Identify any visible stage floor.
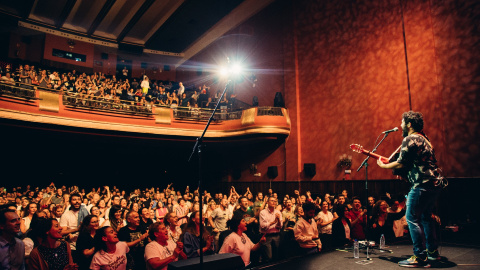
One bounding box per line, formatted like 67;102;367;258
256;242;480;269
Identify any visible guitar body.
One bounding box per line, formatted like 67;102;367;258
350;144;408;180
388;152;408;179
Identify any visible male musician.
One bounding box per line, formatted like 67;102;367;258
377;111;446;268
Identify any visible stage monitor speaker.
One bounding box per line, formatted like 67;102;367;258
168;253;244;270
267;166;278;179
304;163;316;177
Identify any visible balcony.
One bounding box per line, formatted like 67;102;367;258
0;82;290;142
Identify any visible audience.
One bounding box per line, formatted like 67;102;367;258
1;63;242;118
0;181;413;269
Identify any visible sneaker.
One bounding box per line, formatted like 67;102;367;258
398;255;431;268
427;249;440;261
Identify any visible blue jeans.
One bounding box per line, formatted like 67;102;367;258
406;185;441;256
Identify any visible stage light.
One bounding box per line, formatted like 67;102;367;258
219;67;229;77
217;62;244;79
231;64;242;75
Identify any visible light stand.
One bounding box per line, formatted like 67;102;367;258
188;80;231;269
356;132;392;260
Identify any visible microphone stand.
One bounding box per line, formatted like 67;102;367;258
188;80;231;269
356;132;391;260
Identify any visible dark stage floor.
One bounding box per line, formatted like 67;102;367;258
256;242;480;270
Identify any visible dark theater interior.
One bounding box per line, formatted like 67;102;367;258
0;0;479;269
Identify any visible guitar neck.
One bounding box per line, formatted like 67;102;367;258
360;150;389;163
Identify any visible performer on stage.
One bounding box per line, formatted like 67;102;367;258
377;111;446;268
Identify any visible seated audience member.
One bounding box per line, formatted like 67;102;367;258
1;72;15;85
332;205;353;248
145;222;186;270
76;215;99;270
369;200;405;243
316;201;334;250
118;211;149;270
28;218;77;269
181;211;215;258
90;226;129;270
219;217;266;267
346;197;367;240
0;208;25;270
164;212;182;243
293;202;322;254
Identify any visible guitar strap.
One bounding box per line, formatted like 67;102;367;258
388;145;402;160
415;132;433;149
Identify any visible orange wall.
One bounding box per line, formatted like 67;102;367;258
131;60;176;81
92;47;117;75
283;0;479;180
177;0;480;181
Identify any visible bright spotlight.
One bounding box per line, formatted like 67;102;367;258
219;67;229;76
231;64;242;75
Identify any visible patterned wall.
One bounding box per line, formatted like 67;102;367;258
283;0;479;180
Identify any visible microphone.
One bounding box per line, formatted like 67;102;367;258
382;127;399;134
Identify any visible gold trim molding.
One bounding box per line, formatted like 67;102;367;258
241;108;256;126
154;107;172;125
39;91;59;112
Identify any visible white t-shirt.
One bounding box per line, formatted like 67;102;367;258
211;207;230;232
144;240;178;270
316;211;334;234
22;217;32;231
219;233;254;266
90;241;129;270
59;210;79;250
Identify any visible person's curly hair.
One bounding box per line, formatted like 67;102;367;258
402;111;424;132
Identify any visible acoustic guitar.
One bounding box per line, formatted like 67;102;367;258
350;144;408;179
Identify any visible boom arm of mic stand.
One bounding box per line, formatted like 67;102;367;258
357;132;390;172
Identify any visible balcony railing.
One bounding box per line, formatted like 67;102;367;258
257;107;284;116
0;82;37;100
172;106;242;121
1;83;287;122
63;92;153;116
